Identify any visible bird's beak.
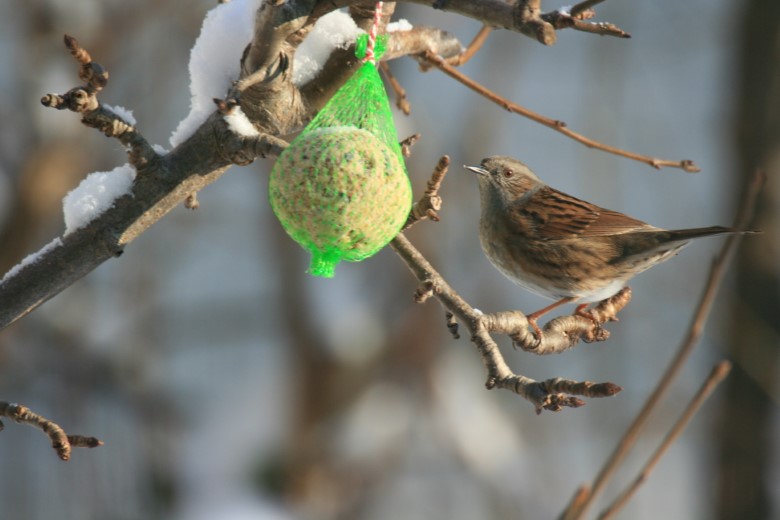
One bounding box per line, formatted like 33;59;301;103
464;164;489;176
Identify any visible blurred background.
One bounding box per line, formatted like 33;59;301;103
0;1;777;519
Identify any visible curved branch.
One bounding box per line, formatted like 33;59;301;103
419;50;700;172
390;232;623;412
388;158;629;411
0;402;103;461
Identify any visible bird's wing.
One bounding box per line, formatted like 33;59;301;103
509;186;653;240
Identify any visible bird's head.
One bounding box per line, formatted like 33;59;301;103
465;156;541;206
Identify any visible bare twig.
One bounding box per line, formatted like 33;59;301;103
543;2;630;39
447;25;493;66
64;34;107;93
390;230;624;412
40;36;157;170
403;155;449;230
419;50;699;173
0;402;103;461
598;361;732;520
379;61;411;114
562;485;591;519
566;18;630;38
561;169;765;520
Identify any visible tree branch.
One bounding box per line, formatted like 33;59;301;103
0;0;630;330
312;0;628;46
0;3;458;330
597;361;732;520
390;160;627;411
561;169;765;520
0;402;103;461
418;50;699;172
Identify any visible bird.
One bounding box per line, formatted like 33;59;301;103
465;155;755;338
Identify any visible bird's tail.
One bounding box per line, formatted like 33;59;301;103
664;226;760;242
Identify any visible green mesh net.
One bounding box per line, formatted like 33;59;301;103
269;34;412;278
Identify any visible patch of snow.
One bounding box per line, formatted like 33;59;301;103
387;19;413;32
169;0;264;148
292;11;361;86
170;4;365;147
224;106;260;137
103;104;137;125
62;163;137;235
1;238;64;284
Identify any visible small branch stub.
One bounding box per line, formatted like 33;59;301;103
445;311;460;339
400;133;421;158
403;155;449;230
414;279;436;303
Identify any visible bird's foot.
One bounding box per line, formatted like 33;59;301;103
527;317;544;347
525;297;578;347
575;304;609;342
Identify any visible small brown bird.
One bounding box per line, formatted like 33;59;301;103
466;156;754;337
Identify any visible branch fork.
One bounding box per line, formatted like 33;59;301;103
392;157;628;412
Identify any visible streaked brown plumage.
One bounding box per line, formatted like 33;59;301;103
466;156;754;336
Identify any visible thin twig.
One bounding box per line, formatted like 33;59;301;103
597;361;732;520
419;50;699;172
0;402;103;461
539;0;631;39
447;25;493;66
379;61;411;114
561;485;591;519
561;169;765;520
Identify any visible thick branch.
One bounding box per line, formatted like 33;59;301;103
300;24;462;111
298;2;396;111
0;114;290;329
313;0;628;45
0;0;627;331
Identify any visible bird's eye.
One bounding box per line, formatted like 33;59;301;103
503;169;514;178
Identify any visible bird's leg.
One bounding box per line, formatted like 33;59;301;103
526;297;578;339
